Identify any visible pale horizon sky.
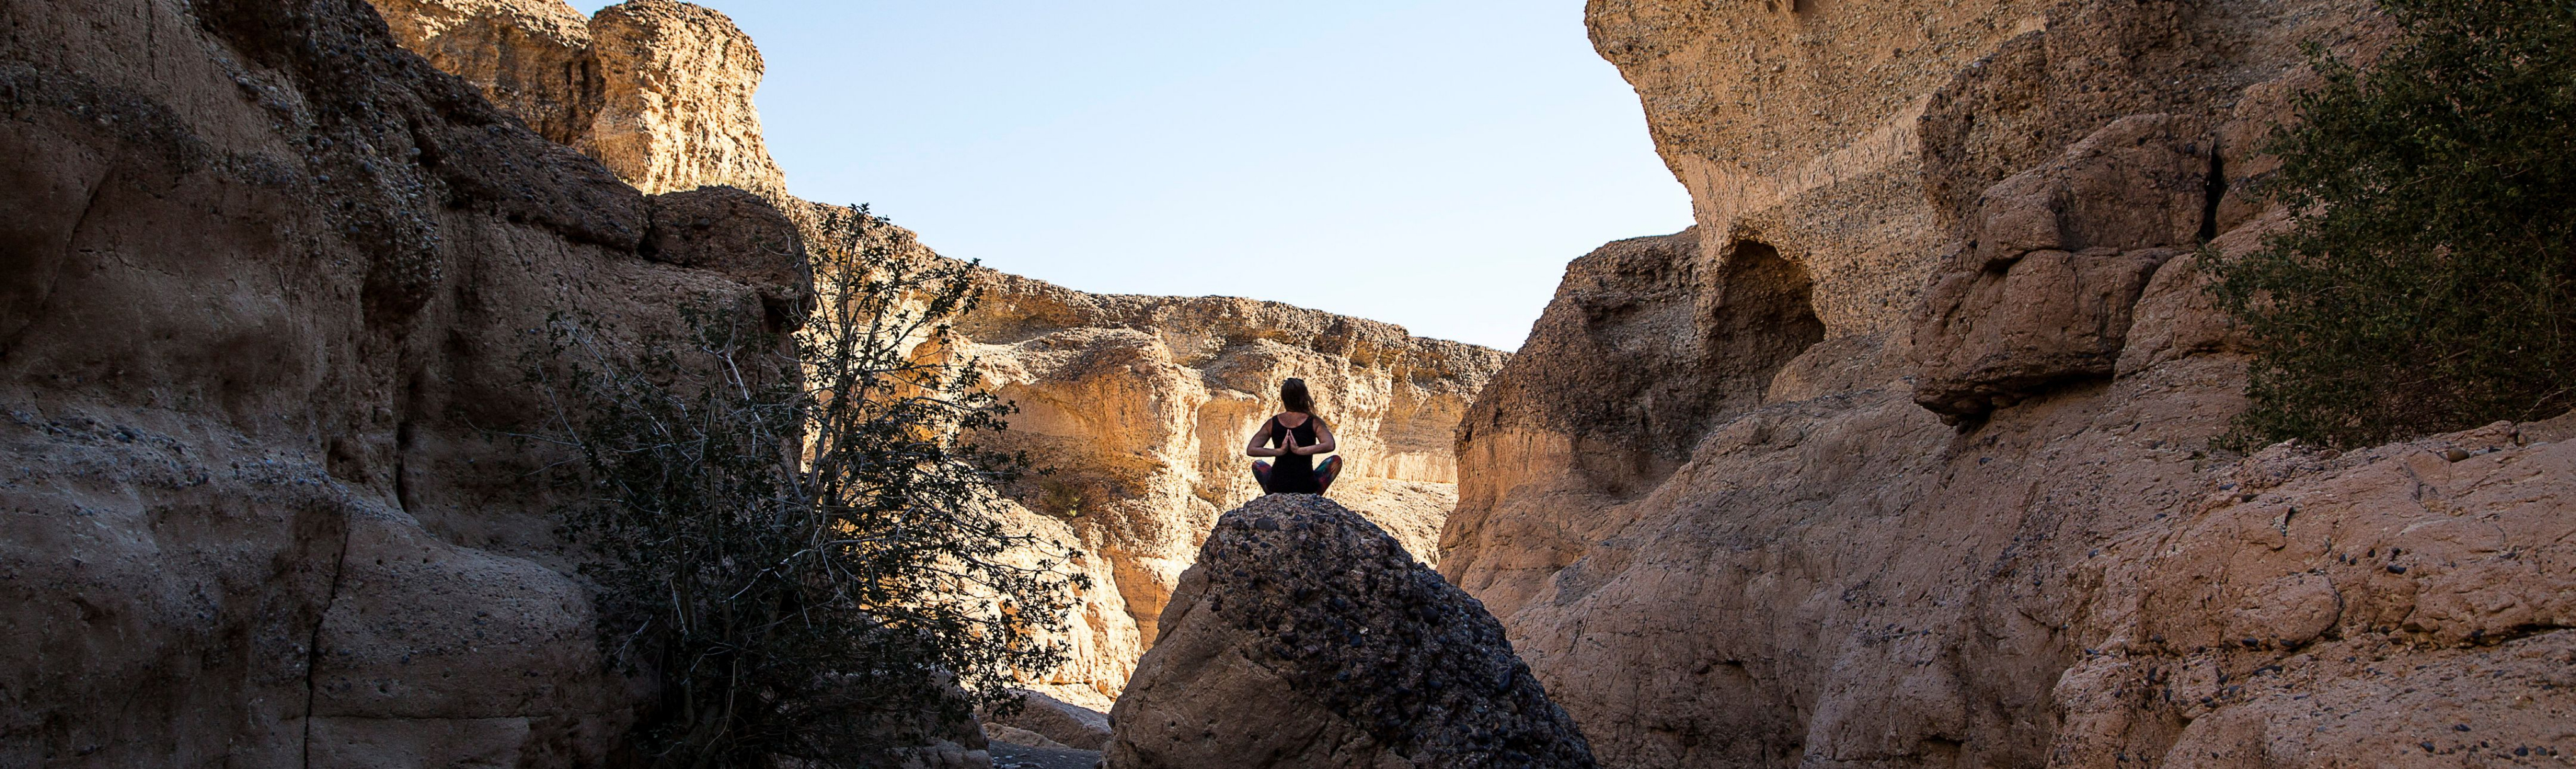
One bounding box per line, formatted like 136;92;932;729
591;1;1694;350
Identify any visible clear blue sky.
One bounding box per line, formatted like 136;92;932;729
591;1;1692;350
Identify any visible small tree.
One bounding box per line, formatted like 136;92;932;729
538;205;1080;766
2211;0;2576;449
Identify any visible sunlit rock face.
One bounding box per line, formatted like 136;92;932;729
1436;1;2576;767
362;0;1511;707
368;0;787;199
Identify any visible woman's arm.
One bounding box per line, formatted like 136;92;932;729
1246;420;1285;458
1293;418;1338;456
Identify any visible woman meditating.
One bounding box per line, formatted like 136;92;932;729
1246;377;1342;495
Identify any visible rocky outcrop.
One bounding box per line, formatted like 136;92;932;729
1909;113;2206;418
359;0;1513;707
583;0;783;198
1585;0;2369;337
0;0;813;763
984;689;1112;751
365;0;787;198
1436;1;2576;768
367;0;598;144
1106;495;1596;769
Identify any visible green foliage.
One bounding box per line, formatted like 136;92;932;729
2211;0;2576;449
535;207;1081;766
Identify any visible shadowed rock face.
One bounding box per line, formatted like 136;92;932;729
1440;1;2576;767
1106;495;1596;769
0;0;810;763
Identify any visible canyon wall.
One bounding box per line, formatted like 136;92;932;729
0;0;816;763
360;0;1509;707
1448;0;2576;766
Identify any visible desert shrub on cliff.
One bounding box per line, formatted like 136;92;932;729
538;208;1081;766
2213;0;2576;449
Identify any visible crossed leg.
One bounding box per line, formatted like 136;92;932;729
1252;460;1274;492
1315;455;1343;494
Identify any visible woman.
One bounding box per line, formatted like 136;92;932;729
1246;377;1342;494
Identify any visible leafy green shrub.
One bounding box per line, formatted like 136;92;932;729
2212;0;2576;449
536;207;1082;766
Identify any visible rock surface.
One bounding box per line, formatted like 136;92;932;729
985;689;1112;751
365;0;787;198
1106;495;1596;769
1436;1;2576;768
1908;113;2203;418
0;0;810;763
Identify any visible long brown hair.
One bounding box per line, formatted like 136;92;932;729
1279;377;1316;416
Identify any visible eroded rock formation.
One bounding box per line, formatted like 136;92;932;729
369;0;787;198
358;0;1511;707
1106;494;1596;769
0;0;813;763
1445;1;2575;767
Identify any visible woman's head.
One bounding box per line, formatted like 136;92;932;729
1280;377;1315;415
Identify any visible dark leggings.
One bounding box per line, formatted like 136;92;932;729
1253;455;1343;494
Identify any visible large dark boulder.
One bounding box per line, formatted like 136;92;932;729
1105;494;1596;768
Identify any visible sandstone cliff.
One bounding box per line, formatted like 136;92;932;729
1443;1;2574;766
1107;494;1596;769
0;0;814;763
369;0;787;199
358;0;1511;707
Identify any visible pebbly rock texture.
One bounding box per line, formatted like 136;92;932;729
1106;495;1596;769
0;0;819;764
359;0;1514;705
1435;1;2576;768
2050;416;2576;768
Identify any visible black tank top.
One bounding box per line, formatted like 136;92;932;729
1263;413;1323;494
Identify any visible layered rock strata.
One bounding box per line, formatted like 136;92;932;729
358;0;1511;705
0;0;817;763
1106;495;1597;769
1440;1;2576;767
